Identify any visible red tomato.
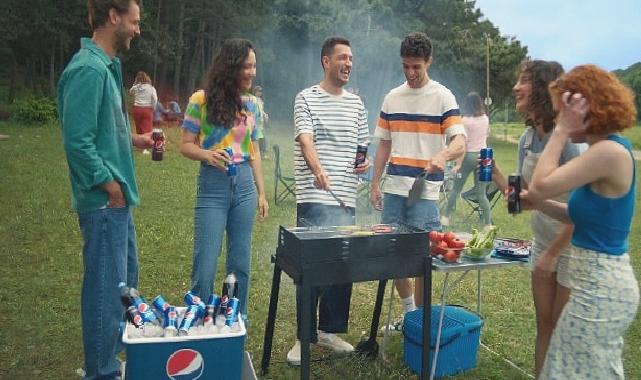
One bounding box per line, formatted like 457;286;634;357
443;232;456;244
447;238;466;249
432;240;449;255
443;250;459;263
428;230;442;243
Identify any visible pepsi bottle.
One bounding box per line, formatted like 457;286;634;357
224;148;237;176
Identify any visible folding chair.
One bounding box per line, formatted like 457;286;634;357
272;144;295;205
461;181;501;222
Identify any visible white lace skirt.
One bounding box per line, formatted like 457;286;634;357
540;247;639;379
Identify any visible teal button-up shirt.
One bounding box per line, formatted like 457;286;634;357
57;38;140;213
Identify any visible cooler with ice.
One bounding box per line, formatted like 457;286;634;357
122;308;248;380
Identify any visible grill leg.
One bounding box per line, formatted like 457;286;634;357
300;274;312;380
261;262;282;374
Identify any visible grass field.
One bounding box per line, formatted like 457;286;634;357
1;121;640;379
491;122;641;150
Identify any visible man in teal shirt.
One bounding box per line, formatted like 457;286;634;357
57;1;151;378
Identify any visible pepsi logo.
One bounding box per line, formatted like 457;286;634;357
166;349;204;380
137;303;150;313
168;310;178;319
481;158;493;166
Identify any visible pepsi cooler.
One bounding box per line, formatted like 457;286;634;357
123;308;246;380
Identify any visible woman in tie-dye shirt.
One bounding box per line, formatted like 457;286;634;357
180;38;268;321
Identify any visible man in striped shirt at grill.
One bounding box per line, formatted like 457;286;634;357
287;36;370;366
371;32;467;333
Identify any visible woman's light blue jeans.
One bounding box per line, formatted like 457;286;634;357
78;206;138;380
443;151;492;225
190;162;257;317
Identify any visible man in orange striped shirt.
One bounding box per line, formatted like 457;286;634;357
371;32;466;331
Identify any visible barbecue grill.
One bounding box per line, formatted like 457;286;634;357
261;224;433;380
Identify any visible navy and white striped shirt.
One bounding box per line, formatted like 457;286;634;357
294;85;369;207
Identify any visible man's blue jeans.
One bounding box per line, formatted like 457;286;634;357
190;163;257;317
78;206;138;380
295;203;356;342
381;193;441;232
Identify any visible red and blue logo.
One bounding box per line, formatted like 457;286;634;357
166;349;204;380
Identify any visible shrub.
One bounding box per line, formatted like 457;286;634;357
12;96;58;125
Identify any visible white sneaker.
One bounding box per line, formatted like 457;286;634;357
287;340;302;366
440;215;450;226
142;149;150;155
316;330;354;353
380;316;404;334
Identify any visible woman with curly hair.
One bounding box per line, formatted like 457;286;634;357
526;64;638;379
180;38;269;321
492;60;586;377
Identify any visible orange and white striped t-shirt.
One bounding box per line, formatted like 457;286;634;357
374;80;465;200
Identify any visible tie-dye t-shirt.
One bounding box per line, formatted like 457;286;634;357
182;90;260;163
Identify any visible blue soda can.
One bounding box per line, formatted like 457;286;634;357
183;291;206;317
204;294;221;324
133;296;159;324
224;148;237;176
152;295;170;314
224;298;240;327
479;147;493;182
178;305;200;335
164;306;179;329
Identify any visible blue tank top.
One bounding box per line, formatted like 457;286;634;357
568;135;636;255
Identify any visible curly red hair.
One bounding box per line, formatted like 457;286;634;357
549;64;637;134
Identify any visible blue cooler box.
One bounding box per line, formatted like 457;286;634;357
403;305;483;378
123;308;246;380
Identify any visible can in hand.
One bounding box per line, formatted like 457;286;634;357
507;173;522;214
354;144;368;168
224;148;237;176
151;128;164;161
479;147;493;181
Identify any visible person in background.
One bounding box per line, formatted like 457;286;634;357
129;71;157;154
441;91;492;228
371;32;466;333
526;64;638;380
252;85;269;159
180;38;268;325
287;36;370;366
57;0;151;378
165;99;183;123
491;60;584;377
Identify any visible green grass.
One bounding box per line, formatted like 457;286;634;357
1;121;640;379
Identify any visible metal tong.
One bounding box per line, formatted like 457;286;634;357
406;171;427;206
327;188;350;213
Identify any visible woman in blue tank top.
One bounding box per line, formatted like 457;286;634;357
525;65;638;379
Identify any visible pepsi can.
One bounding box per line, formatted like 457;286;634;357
508;174;522;214
479;148;493;182
204;294;221;325
224;298;240;327
184;291;206;318
178;305;200;336
164;306;179;337
133;296;159;325
224;148;237;176
152;295;170;314
354;144;368;168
